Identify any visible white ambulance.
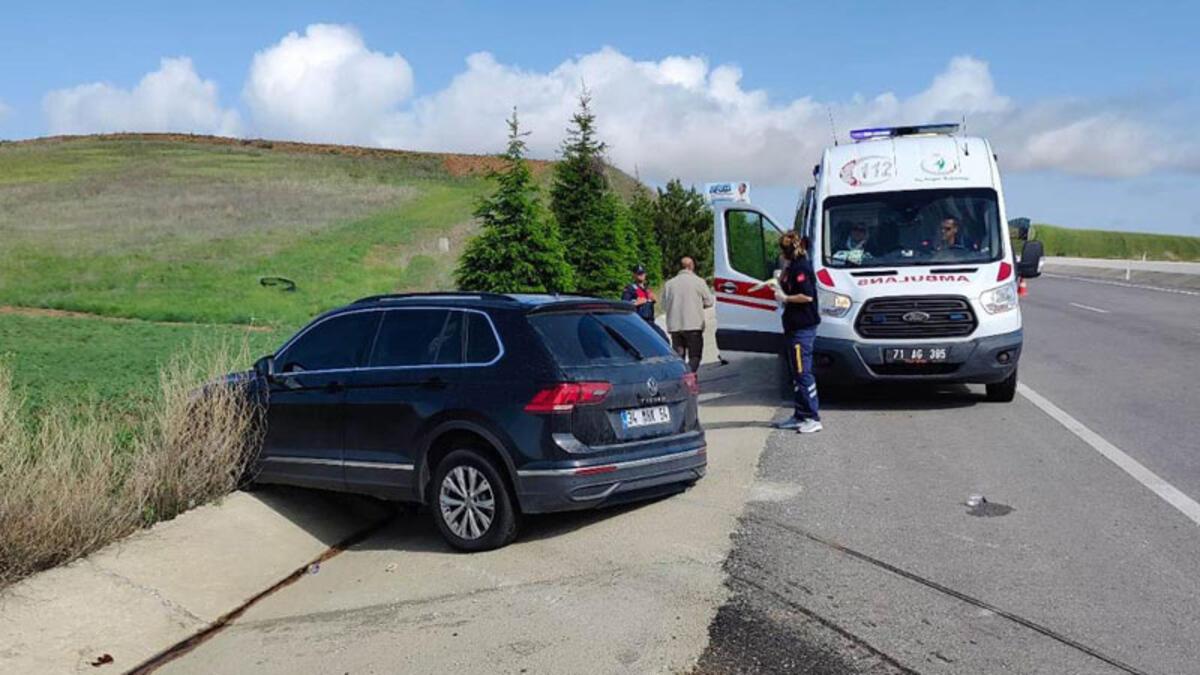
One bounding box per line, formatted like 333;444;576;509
711;124;1044;401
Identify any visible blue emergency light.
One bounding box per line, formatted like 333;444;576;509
850;123;961;141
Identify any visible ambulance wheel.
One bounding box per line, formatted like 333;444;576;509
986;370;1018;402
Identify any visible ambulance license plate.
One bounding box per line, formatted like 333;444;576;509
621;405;671;429
884;347;949;363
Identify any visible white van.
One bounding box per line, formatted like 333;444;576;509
711;124;1044;401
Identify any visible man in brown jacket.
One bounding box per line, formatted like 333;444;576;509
661;256;715;372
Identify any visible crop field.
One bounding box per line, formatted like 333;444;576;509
1028;223;1200;261
0;134;648;583
0;135;515;409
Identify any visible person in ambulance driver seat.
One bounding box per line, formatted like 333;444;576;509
771;232;823;433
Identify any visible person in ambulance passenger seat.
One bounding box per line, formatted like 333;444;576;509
771;232;822;434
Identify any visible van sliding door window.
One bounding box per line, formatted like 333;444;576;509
726;210;783;281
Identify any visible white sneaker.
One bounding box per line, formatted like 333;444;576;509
797;419;823;434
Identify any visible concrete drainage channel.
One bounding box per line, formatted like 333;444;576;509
128;505;398;674
0;488;394;674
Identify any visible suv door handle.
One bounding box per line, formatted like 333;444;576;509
720;281;737;294
421;377;447;390
325;380;346;393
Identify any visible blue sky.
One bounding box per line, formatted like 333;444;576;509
3;1;1198;235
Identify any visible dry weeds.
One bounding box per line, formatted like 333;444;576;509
0;343;263;587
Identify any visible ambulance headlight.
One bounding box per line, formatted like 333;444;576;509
818;288;852;318
980;282;1018;314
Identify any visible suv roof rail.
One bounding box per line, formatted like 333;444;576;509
351;291;518;305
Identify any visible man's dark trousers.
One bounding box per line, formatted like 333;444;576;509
787;326;820;420
671;330;703;372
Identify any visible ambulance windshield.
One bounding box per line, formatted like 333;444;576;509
822;188;1003;268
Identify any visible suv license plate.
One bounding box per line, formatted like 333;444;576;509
621;405;671;429
884;347;949;364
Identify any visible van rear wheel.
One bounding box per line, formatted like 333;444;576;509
431;449;518;552
986;370;1018;402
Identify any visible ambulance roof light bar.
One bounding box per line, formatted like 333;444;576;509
849;123;961;142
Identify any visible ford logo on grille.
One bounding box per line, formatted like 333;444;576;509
902;311;931;323
646;377;659;396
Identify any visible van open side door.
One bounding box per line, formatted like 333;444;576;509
712;203;786;354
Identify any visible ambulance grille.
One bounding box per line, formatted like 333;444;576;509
855;296;977;339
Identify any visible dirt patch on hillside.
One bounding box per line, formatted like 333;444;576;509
0;305;273;331
6;133;555;177
441;153;554;178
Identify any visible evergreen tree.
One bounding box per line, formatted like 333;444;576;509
653;179;713;279
455;109;575;294
628;186;664;286
550;91;632;297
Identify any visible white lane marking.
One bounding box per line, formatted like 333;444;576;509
1068;302;1110;314
1019;383;1200;527
1042;273;1200;297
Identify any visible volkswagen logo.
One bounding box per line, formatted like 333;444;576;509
902;311;931;323
646;377;659;396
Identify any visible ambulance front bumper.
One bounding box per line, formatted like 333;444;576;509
813;329;1022;385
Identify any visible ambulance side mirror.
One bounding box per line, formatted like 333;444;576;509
1017;240;1044;279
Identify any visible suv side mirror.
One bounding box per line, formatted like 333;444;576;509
1017;240;1044;279
253;355;276;381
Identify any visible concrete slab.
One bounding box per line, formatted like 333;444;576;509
0;488;384;674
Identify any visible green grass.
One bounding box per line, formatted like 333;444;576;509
0;136;492;413
0;135;643;418
0;312;287;414
0;138;491;326
1022;224;1200;261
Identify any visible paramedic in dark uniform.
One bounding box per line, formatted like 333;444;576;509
772;232;822;433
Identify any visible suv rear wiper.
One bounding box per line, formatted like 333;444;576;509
598;320;644;360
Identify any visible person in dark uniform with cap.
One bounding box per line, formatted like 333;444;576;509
622;264;667;341
772;232;823;433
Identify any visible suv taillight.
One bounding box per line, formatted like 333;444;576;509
682;372;700;396
524;382;612;414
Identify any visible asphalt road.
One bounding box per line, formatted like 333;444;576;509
155;279;1200;674
699;275;1200;674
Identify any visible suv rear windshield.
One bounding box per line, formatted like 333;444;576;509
530;311;674;367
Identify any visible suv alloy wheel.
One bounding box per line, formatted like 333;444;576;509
431;449;518;551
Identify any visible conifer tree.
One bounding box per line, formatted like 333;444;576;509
455;109;574;293
550;90;635;297
654;179;713;279
628;186;664;286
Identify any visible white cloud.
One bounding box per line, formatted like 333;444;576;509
243;24;413;145
376;46;1194;183
1009;114;1168;178
43;57;241;136
38;25;1198;183
0;100;10;121
379;49;1024;185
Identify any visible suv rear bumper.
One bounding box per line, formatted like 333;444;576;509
814;329;1022;385
515;432;707;514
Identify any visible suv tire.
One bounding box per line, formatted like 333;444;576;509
986;370;1018;402
431;449;518;551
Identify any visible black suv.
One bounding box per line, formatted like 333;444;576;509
246;293;706;550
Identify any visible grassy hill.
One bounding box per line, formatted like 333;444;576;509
0;134;640;409
1026;223;1200;261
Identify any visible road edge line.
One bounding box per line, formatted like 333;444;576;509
1018;383;1200;527
1041;273;1200;297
